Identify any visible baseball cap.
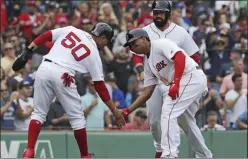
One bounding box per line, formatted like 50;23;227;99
231;46;242;54
19;80;32;89
55;16;68;24
81;19;91;25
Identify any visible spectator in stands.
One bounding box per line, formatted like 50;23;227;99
46;99;70;130
107;49;134;95
98;2;119;26
1;42;16;77
31;13;54;69
0;66;7;85
217;47;243;82
206;37;230;91
197;77;224;126
105;73;126;109
201;111;226;131
0;82;19;130
112;20;134;56
72;2;97;28
0;1;7;32
81;79;112;131
220;58;247;97
10;35;22;56
17;1;41;41
122;110;149;131
125;75;140;107
80;19;93;33
225;74;247;128
13;80;34;131
193;19;209;47
235;109;247;130
7;66;33;92
170;8;190;30
135;2;153;28
230;25;243;46
54;7;68;28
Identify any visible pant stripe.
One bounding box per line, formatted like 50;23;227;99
167;74;192;156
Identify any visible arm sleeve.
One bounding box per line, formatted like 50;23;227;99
144;60;158;87
94;81;111;102
133;54;144;66
181;29;199;56
173;51;186;83
33;31;52;46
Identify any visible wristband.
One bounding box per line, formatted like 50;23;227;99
111;107;117;113
136;65;144;74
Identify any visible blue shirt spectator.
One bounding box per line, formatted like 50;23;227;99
0;83;18;130
234;109;247;130
81;80;111;131
105;73;127;109
113;88;126;109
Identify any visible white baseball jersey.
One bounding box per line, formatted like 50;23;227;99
43;26;104;81
13;97;33;131
134;22;199;57
144;38;198;87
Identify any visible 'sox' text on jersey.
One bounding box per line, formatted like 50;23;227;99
156;60;167;72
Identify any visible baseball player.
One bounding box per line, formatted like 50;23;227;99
123;28;213;158
12;22;126;158
122;1;201;158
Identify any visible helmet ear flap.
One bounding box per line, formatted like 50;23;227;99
165;11;171;19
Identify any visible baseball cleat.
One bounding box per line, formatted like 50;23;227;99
22;148;35;158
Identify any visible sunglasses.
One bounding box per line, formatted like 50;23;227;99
1;89;7;92
216;42;225;45
4;47;13;51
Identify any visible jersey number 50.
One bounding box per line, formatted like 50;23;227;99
61;32;90;61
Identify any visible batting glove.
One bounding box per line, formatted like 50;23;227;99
12;47;33;72
168;78;180;100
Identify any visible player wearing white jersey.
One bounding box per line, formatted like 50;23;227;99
123;1;201;158
123;28;213;158
14;23;126;158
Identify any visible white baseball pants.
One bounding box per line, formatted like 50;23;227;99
160;69;213;158
31;61;86;130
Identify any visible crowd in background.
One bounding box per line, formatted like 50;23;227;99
1;0;247;132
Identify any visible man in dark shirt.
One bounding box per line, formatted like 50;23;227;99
107;51;134;95
219;47;243;78
45;100;71;130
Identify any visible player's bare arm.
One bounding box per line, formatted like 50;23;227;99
129;85;155;112
93;80;125;127
122;84;156;116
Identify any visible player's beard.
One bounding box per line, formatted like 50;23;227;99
154;18;167;28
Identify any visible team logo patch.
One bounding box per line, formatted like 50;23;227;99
156;60;167;72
